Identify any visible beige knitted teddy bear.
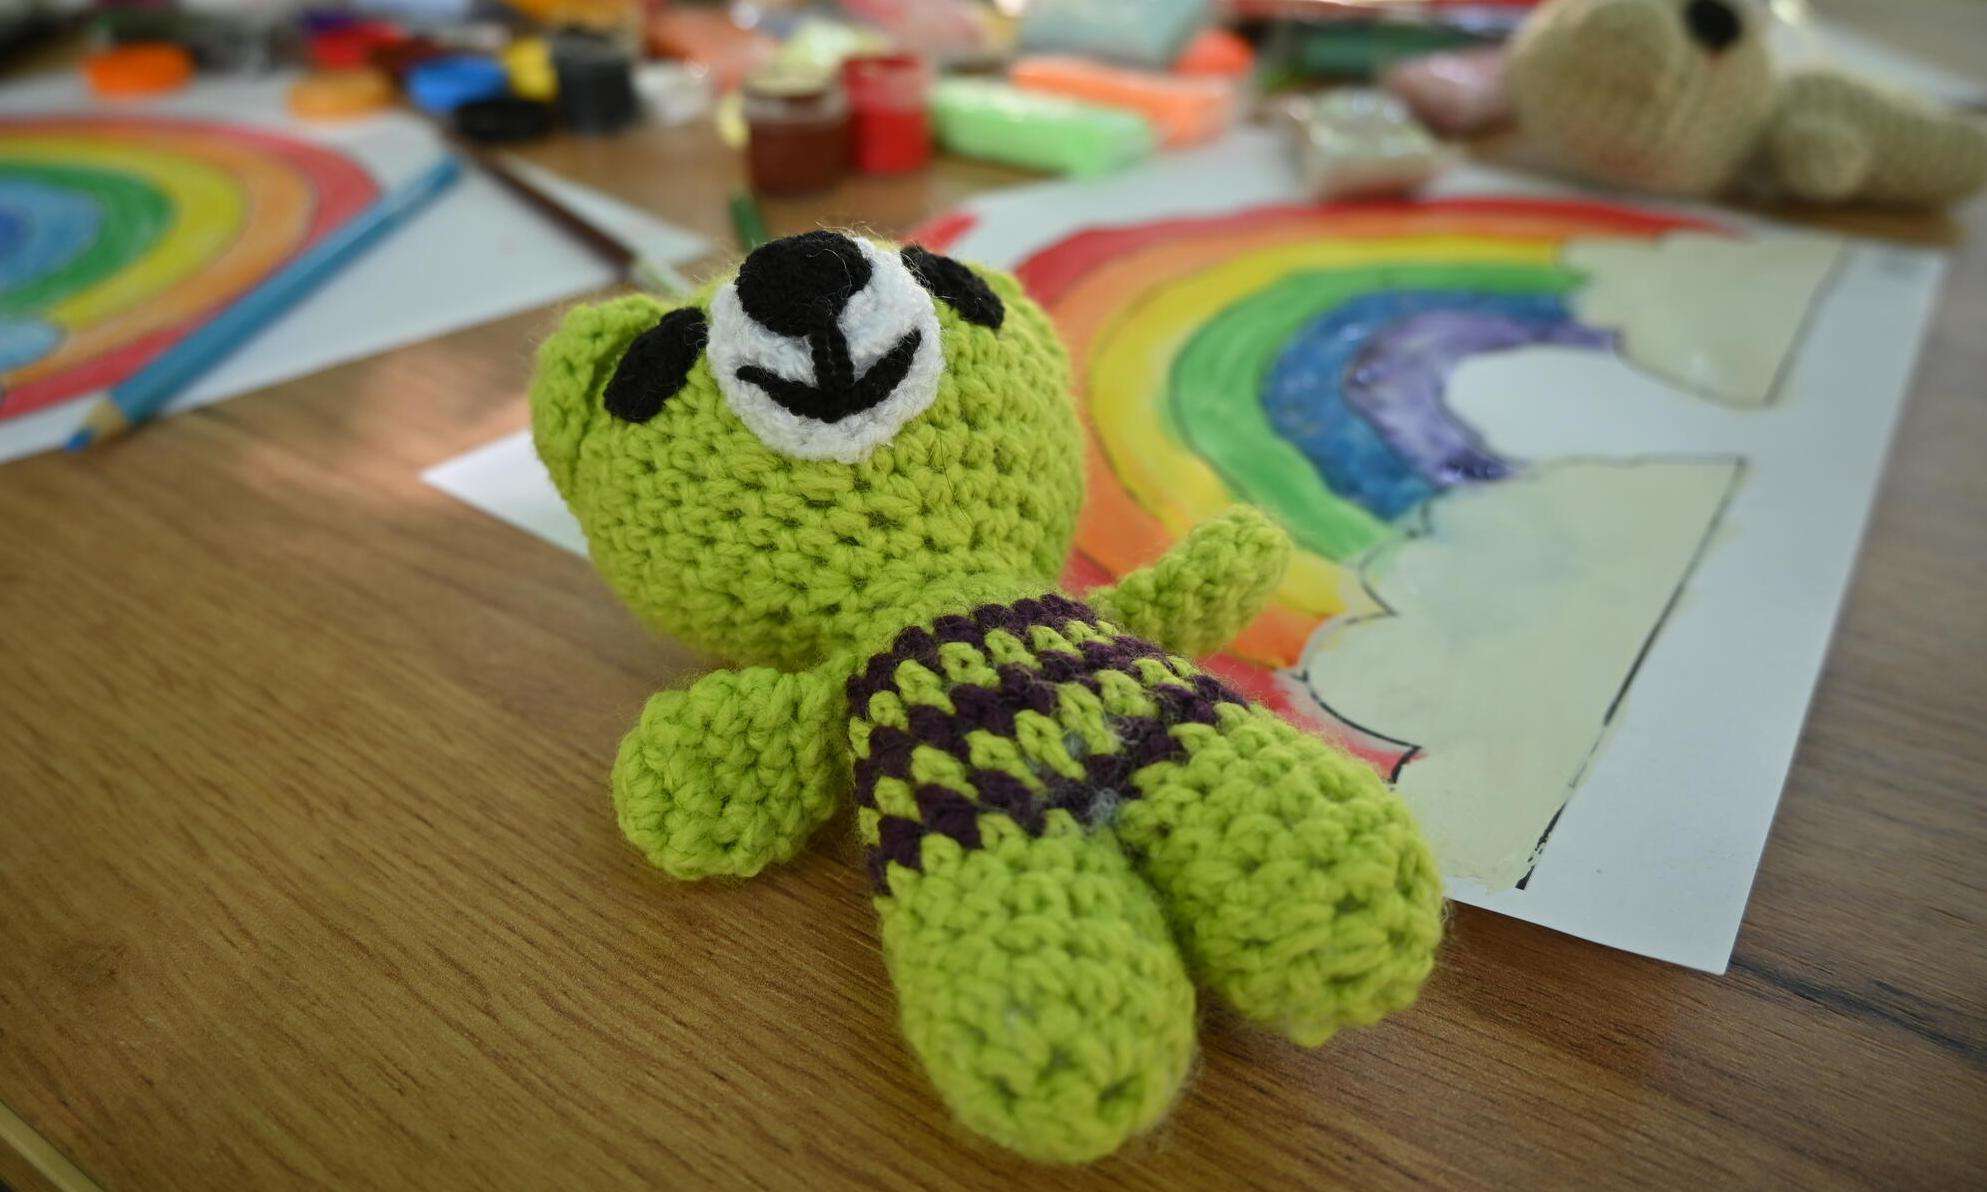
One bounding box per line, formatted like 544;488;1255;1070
1508;0;1987;206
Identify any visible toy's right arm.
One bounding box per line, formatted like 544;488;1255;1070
612;662;848;880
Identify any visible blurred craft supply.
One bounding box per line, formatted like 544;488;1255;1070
428;19;513;56
771;16;891;76
1281;88;1450;197
842;53;932;174
1381;45;1511;136
646;6;774;93
1261;15;1495;82
633;60;712;126
406;53;509;114
1172;26;1256;78
550;30;639;135
453;95;557;142
742;65;850;196
1010;55;1237;148
351;0;476;22
83;42;193;98
930;78;1155;178
65;155;464;451
502;35;556;100
1018;0;1210;69
1229;0;1539;34
308;20;407;71
500;0;628;31
288;66;396;120
837;0;992;65
370;33;445;84
94;7;280;73
729;190;769;251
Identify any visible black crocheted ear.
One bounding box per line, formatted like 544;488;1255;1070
901;245;1004;330
603;307;708;423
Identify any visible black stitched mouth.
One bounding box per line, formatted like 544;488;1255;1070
736;328;923;424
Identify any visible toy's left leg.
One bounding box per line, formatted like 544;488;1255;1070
872;814;1197;1163
1114;702;1444;1046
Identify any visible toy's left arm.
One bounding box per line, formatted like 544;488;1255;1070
1087;505;1293;658
612;659;851;880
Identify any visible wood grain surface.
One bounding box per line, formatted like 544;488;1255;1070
3;12;1985;1189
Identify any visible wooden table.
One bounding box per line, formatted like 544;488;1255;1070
4;10;1985;1189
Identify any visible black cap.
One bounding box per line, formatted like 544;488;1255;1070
550;30;638;135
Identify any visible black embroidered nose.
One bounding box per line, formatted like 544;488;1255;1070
1683;0;1741;52
734;230;873;336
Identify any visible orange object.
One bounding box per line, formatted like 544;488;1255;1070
83;43;195;99
288;69;395;121
647;8;773;93
1009;56;1236;148
1174;27;1255;79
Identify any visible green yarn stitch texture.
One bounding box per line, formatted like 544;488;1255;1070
529;236;1445;1164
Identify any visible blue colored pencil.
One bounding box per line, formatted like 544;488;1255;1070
65;154;464;451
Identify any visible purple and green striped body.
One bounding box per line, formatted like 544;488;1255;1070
845;593;1249;892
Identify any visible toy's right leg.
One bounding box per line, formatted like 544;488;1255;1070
870;808;1195;1164
1115;699;1444;1049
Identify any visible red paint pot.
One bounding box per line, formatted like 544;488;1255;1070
842;53;932;175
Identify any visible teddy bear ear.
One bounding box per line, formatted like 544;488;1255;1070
529;294;686;504
900;245;1004;330
603;307;708;423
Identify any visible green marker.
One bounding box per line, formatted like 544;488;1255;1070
729;191;769;252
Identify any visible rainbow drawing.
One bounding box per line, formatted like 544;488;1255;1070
919;196;1845;889
0;115;378;419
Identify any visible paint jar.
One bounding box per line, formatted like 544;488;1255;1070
743;66;851;196
842;54;932;175
551;29;641;135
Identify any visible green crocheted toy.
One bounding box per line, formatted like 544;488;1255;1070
1509;0;1987;206
529;231;1444;1163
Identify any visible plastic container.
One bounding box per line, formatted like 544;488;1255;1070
743;67;851;196
288;67;394;120
1281;90;1452;198
1010;55;1236;148
405;54;508;115
842;54;932;175
83;43;194;98
930;78;1154;178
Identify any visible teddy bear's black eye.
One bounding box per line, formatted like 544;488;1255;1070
603;308;708;423
1684;0;1741;52
901;245;1004;330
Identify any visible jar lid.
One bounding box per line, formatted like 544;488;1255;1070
743;64;836;101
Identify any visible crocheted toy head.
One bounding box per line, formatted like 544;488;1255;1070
1508;0;1775;196
530;231;1084;670
1508;0;1987;205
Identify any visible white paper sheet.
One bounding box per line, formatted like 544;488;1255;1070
0;73;709;462
419;136;1946;974
424;428;588;557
